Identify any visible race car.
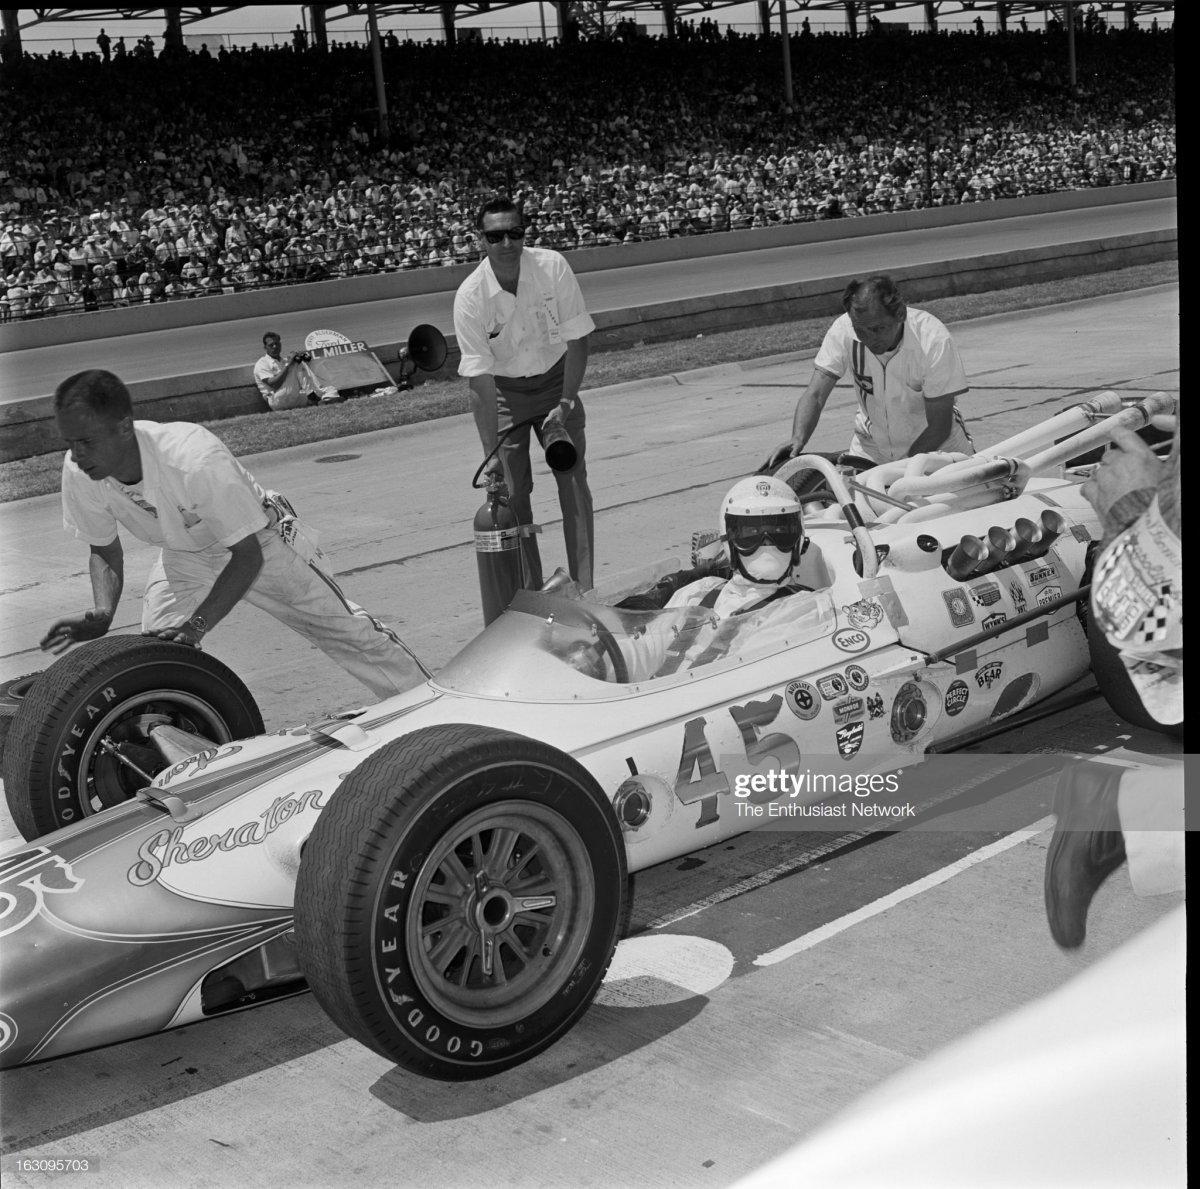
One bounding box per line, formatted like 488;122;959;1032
0;391;1174;1080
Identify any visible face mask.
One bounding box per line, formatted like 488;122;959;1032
738;546;792;583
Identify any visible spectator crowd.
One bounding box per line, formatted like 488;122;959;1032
0;20;1175;321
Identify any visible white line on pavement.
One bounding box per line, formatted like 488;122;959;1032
752;817;1054;967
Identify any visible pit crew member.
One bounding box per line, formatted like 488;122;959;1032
454;197;596;592
1043;423;1182;948
41;369;429;699
763;274;975;467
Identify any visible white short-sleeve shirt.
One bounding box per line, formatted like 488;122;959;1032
454;247;595;380
253;352;313;410
813;306;973;462
62;420;269;552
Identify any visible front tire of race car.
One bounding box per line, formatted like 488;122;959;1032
294;724;628;1081
2;636;264;840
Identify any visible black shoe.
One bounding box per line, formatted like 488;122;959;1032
1044;763;1127;949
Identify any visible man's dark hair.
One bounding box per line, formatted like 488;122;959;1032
475;196;521;230
262;330;280;345
842;275;905;317
54;369;133;420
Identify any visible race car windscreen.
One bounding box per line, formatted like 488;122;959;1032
306;350;392;394
435;588;837;696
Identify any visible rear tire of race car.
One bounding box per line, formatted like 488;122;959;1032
294;724;628;1081
1086;610;1182;738
0;672;42;758
2;636;264;840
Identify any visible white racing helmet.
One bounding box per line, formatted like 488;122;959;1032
721;476;805;584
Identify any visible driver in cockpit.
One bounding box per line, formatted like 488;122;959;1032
574;476;827;683
624;475;821;616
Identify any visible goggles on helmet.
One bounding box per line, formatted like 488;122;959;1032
726;514;803;555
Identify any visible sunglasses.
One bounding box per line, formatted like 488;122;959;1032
481;226;526;244
727;516;802;554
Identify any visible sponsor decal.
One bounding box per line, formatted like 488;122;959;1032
128;787;330;887
942;587;975;628
832;627;871;654
982;612;1008;631
817;673;849;701
154;742;243;788
785;679;821;721
1036;585;1063;607
842;598;885;630
975;661;1004;690
0;848;83;937
970;581;1002;607
755;479;773;497
866;692;885;719
1008;580;1028;615
1070;523;1092;543
944;680;970;717
836;721;865;760
844;663;870;691
833;696;865;725
1025;562;1058;587
0;1011;15;1055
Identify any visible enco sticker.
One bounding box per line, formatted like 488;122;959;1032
785;679;821;721
975;661;1004;690
970;581;1002;607
836;721;865;759
842;598;885;630
866;692;885;719
832;628;871;654
817;673;849;701
944;680;970;717
982;612;1007;631
1036;585;1062;606
844;663;870;692
942;588;975;628
833;696;865;725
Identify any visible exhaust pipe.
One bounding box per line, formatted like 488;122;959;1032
946;535;988;580
1001;517;1043;565
969;526;1018;577
1021;510;1068;562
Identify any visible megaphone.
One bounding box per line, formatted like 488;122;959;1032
397;323;448;390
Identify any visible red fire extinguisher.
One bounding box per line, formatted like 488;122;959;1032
474;480;525;625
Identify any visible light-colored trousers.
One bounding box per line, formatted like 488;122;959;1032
141;528;428;700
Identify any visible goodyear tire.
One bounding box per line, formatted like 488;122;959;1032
2;636;264;840
294;724;628;1081
0;672;41;757
1086;610;1182;738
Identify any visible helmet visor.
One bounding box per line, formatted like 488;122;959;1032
727;514;802;554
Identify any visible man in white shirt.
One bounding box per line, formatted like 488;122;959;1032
764;274;974;467
253;330;315;411
454;198;596;591
41;370;428;699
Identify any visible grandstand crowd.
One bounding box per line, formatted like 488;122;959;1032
0;21;1175;320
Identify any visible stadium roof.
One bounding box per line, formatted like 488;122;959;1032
16;2;1179;31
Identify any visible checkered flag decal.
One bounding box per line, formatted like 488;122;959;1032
1131;582;1175;645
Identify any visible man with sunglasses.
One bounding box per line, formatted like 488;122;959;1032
454;197;596;592
762;274;974;470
